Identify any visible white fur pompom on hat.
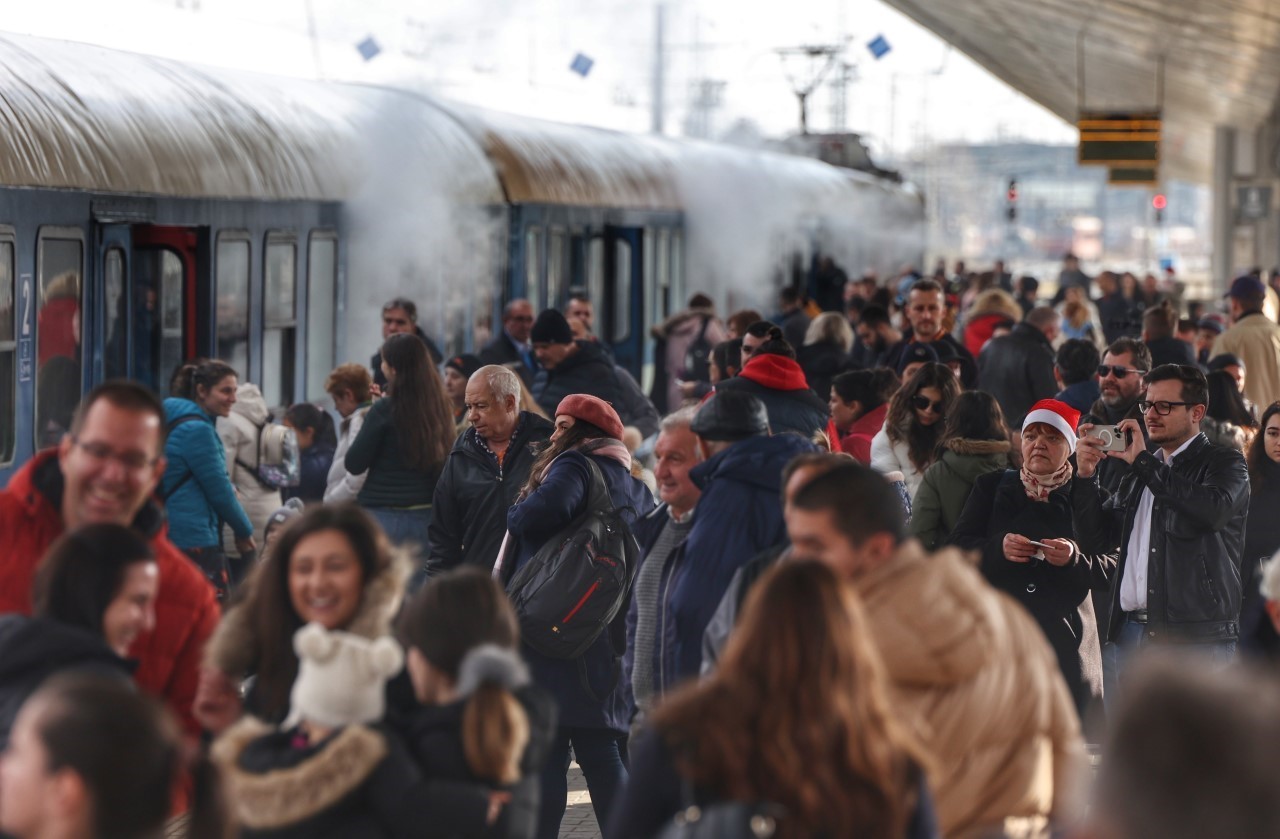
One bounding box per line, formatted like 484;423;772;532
455;645;530;698
285;623;404;730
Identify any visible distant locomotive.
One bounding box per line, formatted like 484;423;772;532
0;32;922;481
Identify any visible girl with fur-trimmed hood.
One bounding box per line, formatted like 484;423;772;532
910;392;1012;550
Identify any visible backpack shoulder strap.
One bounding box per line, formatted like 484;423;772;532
160;414;204;499
580;456;616;515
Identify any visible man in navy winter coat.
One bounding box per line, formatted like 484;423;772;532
650;391;817;693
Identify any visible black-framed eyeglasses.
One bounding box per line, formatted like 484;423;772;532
71;437;159;470
911;395;944;414
1097;365;1148;380
1138;400;1194;416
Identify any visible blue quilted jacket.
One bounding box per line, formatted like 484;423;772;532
161;398;253;549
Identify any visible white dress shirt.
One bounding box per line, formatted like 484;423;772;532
1119;435;1197;612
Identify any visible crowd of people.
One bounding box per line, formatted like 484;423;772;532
3;257;1280;839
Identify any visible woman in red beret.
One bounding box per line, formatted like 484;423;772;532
495;393;655;839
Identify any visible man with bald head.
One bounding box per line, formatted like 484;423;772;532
479;298;539;387
426;364;552;576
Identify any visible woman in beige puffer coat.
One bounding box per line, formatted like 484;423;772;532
218;383;282;552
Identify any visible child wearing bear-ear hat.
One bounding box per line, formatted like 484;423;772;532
212;623;504;838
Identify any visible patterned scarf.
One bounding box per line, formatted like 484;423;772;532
1020;460;1074;501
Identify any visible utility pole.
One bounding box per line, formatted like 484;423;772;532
829;61;856;132
776;43;845;135
651;4;666;135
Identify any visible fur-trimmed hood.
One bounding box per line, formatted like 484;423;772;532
212;717;387;830
945;438;1012;456
203;545;411;678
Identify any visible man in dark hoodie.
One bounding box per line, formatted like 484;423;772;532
529;309;623;418
713;338;831;438
1142;301;1197;369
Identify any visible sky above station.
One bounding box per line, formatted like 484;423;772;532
3;0;1078;159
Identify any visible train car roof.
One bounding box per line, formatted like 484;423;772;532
0;32;503;205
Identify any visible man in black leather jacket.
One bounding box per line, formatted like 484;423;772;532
1073;364;1248;690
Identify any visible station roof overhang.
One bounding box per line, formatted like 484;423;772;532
883;0;1280;184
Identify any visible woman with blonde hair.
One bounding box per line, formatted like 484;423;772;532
796;311;856;400
962;287;1022;357
609;559;937;839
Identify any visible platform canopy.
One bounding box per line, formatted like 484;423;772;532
884;0;1280;183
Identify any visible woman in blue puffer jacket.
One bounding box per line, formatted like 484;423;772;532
161;359;255;600
496;394;654;839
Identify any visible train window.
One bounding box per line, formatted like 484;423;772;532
216;235;251;383
0;236;14;464
587;237;605;324
305;233;337;400
133;249;185;394
35;233;83;450
262;235;297;408
613;239;631;342
525;227;541;309
102;248;127;380
548;227;567;308
671;231;685;310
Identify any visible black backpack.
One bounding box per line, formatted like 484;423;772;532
682;315;713;383
505;457;640;660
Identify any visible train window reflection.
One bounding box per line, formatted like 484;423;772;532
305;233;337;400
613;239;631;342
133;249;185;394
0;237;14;464
671;231;684;310
588;236;604;332
525;227;541;309
216;235;250;385
263;235;297;408
102;249;127;380
35;233;83;451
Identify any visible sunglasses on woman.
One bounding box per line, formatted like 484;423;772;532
911;395;944;414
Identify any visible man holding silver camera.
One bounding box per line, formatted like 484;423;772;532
1074;364;1249;698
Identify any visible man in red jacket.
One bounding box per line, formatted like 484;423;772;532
0;381;219;741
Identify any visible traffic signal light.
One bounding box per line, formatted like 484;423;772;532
1153;193;1166;223
1007;178;1018;221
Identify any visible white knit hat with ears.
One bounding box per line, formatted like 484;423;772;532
285;623;404;729
1022;398;1081;454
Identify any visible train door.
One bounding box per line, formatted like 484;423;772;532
604;225;643;374
93;224;199;393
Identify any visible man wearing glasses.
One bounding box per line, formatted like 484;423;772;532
1074;364;1249;695
0;381;220;748
1081;338;1153;495
479;298;538;387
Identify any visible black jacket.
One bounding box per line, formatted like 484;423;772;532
1072;434;1250;643
216;720;492;839
0;615;133;749
533;341;623;418
949;470;1112;715
372;327;443;389
795;341;857;402
1243;459;1280;626
345;397;442;508
976;322;1058;426
479;333;538;389
1145;336;1197;369
400;686;558;839
426;413;553;576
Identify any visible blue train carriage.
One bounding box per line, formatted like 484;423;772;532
0;33;360;483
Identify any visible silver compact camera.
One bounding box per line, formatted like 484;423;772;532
1085;425;1128;453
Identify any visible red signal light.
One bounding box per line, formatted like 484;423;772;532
1152;194;1167;211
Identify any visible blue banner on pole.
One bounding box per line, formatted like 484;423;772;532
357;36;382;62
867;35;891;60
570;53;595;77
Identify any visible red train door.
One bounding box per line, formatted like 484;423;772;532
130;225;198;390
